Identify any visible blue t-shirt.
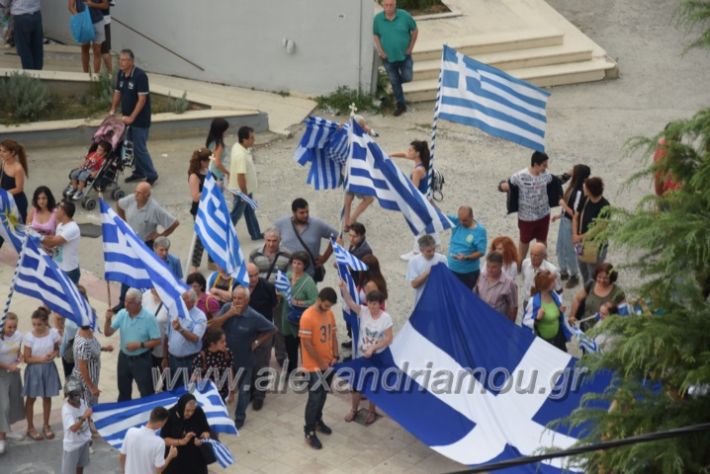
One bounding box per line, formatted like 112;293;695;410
447;216;487;274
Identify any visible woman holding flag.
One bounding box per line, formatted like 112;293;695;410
280;252;317;376
187;148;212;272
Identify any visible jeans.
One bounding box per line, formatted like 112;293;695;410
13;12;44;70
304;370;333;434
168;353;197;386
383;55;413;107
250;338;273;402
230;194;262;240
578;245;608;285
129;126;158;180
556;216;579;277
452;270;480;290
65;267;81;285
117;351;155;401
234;365;252;425
284;333;300;377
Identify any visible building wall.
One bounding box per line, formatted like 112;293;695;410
41;0;375;96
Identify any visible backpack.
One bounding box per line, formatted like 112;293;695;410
431;167;445;202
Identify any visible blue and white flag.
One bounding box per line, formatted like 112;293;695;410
203;439;235;468
195;174;248;287
225;188;258;210
331;239;367;357
100;200;189;318
332;239;368;272
0;189;24;253
293;116;345;190
93;381;237;451
438;45;550;152
337;264;610;472
346;119;453;236
274;270;291;303
15;236;96;328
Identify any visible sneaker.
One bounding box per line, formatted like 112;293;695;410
341;340;352;349
124;174;145;183
72;190;84;201
560;271;570;281
146;175;159;186
0;439;5;454
63;186;76;197
6;430;24;441
305;431;322;450
565;275;580;289
393;104;407;117
252;399;264;411
316;421;332;435
235;419;244;429
400;251;419;261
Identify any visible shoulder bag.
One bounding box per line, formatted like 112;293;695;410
576;201;601;264
286;278;310;325
291;220;325;282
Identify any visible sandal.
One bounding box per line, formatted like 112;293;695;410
364;410;377;426
42;426;55;440
344;409;357;422
26;428;43;441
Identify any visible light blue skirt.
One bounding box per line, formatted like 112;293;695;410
23;361;62;398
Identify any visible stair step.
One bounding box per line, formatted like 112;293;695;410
412;44;593;81
412;27;563;62
403;57;617;102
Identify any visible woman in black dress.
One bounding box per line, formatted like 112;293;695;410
0;139;29;222
160;393;212;474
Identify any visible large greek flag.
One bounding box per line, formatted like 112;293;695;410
346;119;453;236
337;264;610;472
195;173;249;287
93;381;237;452
293;116;346;190
100;200;189;318
15;236;97;328
439;45;550;152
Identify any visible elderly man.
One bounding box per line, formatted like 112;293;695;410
211;286;276;429
110;48;158;184
42;200;81;284
475;252;518;322
153;236;182;281
245;263;277;410
274;198;337;282
163;290;206;382
114;182;179;311
228;125;263;240
373;0;418;116
406;234;448;304
447;206;487;290
104;288;162;401
521;242;563;308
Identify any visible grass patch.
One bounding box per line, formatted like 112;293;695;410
385;0;450;16
317;70;394;115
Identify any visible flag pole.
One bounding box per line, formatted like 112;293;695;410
340;102;359;238
184;233;197;274
427;45;445;200
0;231;29;332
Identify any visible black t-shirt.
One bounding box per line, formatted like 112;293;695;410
563;188;584;220
249;279;277;321
115;66;151;128
576;196;610;234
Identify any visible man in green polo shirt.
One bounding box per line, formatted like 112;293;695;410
373;0;418;116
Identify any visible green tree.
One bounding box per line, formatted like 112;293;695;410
563;2;710;472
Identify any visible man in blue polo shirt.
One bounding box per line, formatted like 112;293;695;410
104;288;162;401
373;0;418;116
109;48;159;185
447;206;487;290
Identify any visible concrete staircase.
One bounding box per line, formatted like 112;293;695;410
401;0;619;103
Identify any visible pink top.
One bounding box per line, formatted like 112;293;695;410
31;208;57;236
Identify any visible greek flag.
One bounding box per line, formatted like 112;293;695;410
293;116;345;190
274;270;291;303
566;303;633;354
346;118;453;236
195;173;248;287
0;189;24;253
15;236;96;328
226;189;258;210
100;200;189;318
439;45;550;152
203;439;235;468
93;381;237;451
337;264;610;472
331;239;367;357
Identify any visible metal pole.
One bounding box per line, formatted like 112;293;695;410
427;46;445;199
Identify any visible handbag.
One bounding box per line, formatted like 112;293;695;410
576;201;601;264
286;305;306;325
198;441;217;465
70;5;96;44
291;220;326;282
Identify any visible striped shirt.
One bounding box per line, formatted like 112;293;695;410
71;335;101;406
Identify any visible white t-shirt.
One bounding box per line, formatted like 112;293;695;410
510;168;552;222
63;399;92;452
121;426;166;474
141;291;169;358
22;328;60;357
55;221;81;272
0;331;23;366
357;308;393;355
521;258;562;298
406;253;448;304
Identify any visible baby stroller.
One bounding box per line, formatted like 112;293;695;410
64;116;134;211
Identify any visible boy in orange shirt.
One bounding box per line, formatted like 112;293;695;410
299;287;339;450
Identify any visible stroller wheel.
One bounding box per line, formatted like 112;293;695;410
111;188;126;200
83;198;97;211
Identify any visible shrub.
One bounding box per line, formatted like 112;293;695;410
0;72;51;123
316;86;377;115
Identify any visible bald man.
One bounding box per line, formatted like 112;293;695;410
114;182;179;311
447;206;487;290
521;242;562;310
